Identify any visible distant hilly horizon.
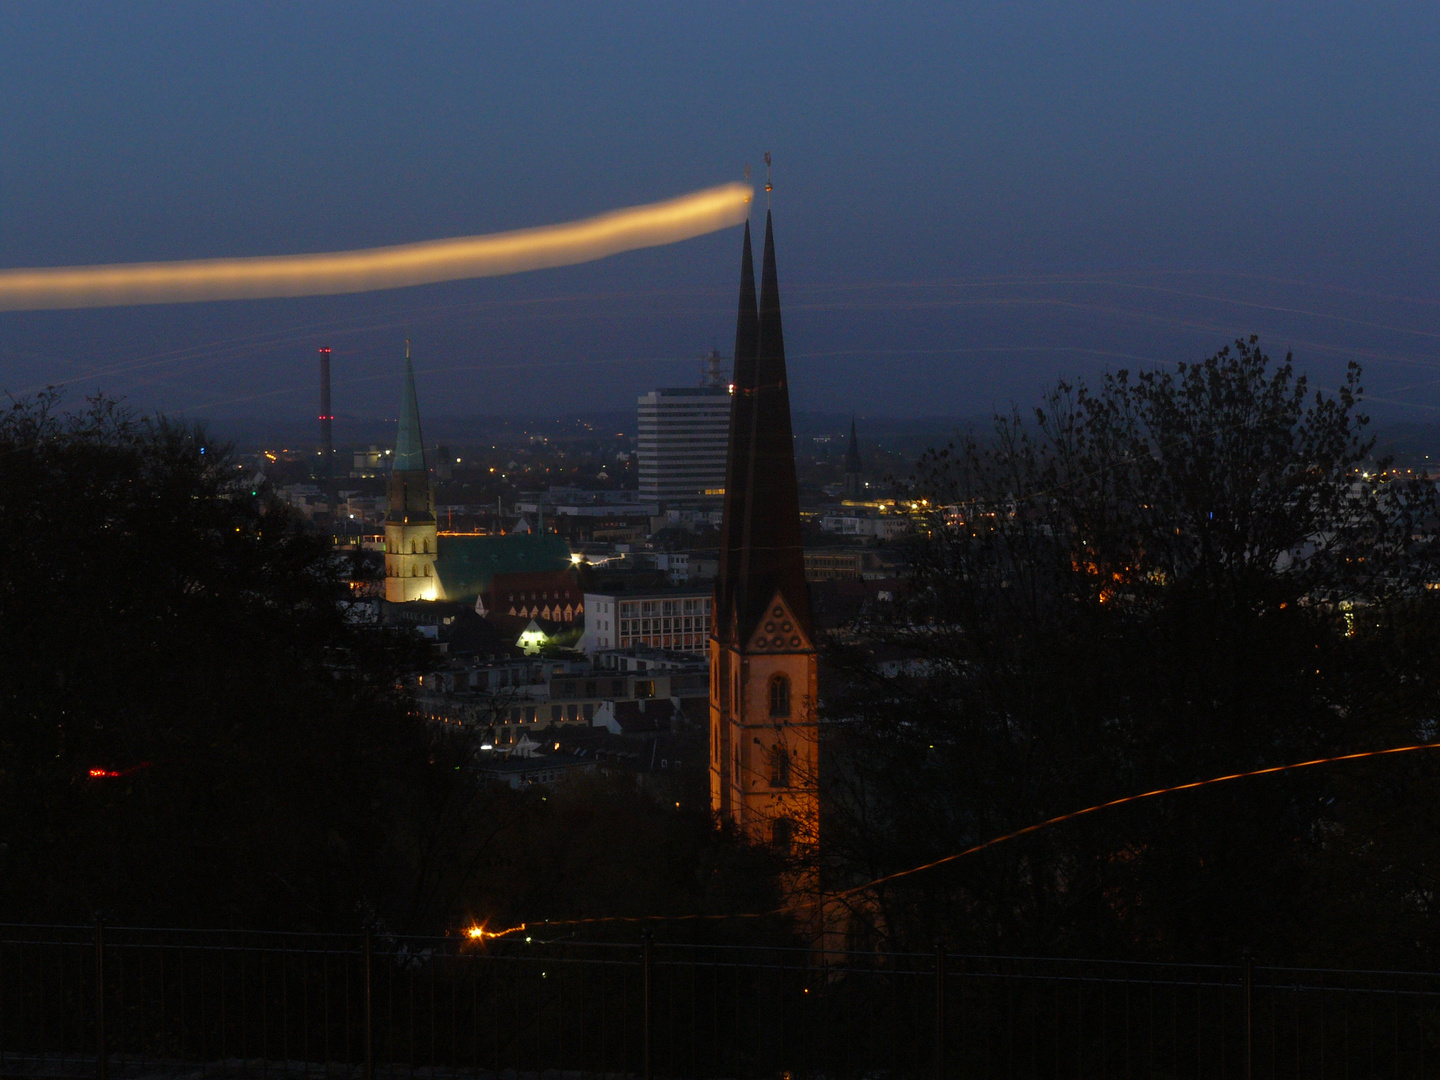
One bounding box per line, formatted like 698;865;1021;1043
199;410;990;452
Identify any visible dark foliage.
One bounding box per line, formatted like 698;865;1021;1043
823;340;1440;965
0;394;774;938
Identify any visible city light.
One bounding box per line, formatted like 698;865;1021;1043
467;922;526;941
87;762;152;778
0;183;753;311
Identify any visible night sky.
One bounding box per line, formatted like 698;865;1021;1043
2;3;1438;423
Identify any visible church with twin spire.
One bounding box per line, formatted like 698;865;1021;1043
709;211;820;858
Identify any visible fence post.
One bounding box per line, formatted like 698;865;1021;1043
935;940;947;1080
1242;947;1254;1080
94;914;106;1080
364;929;374;1080
642;929;654;1080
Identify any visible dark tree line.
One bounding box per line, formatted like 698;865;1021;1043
823;339;1440;966
0;393;772;937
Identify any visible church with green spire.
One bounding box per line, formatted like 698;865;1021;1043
384;344;440;602
383;344;571;609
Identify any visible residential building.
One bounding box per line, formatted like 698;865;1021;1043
582;586;713;655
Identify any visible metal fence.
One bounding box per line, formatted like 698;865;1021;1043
3;922;1440;1079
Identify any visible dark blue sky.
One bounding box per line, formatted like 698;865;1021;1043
2;2;1438;423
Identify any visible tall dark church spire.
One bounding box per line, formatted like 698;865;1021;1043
716;220;758;631
709;205;819;857
734;210;811;637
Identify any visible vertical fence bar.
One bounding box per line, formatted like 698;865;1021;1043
1242;950;1254;1080
642;930;654;1080
935;941;947;1080
364;930;374;1080
94;916;106;1080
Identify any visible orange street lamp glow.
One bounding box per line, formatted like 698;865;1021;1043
0;183;753;311
467;922;527;941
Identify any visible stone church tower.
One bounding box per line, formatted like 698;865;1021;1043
384;345;439;603
709;213;819;857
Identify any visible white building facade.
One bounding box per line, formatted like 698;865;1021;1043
582;588;714;655
637;387;732;503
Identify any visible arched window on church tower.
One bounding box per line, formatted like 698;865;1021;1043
769;744;790;788
769;675;791;718
410;540;417;554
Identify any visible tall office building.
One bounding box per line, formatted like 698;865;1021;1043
636;383;732;504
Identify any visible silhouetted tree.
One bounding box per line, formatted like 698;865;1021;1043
824;339;1440;965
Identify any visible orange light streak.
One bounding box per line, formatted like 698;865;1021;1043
0;183;753;311
824;740;1440;905
469;741;1440;936
467;922;526;941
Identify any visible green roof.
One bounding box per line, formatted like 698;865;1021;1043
435;533;571;603
393;353;428;473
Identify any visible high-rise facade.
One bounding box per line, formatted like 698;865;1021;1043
709;213;818;859
637;386;732;504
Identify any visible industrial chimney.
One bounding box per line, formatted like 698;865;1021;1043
318;347;334;515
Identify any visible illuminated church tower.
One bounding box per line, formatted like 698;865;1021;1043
384;345;439;602
710;212;819;856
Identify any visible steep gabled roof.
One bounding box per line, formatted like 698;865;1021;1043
393;348;428;474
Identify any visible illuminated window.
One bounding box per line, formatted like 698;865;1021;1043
769;744;790;788
769;676;791;718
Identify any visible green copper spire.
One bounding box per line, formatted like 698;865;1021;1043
393;340;428;474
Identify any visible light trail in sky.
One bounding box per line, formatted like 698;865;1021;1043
0;183;752;311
